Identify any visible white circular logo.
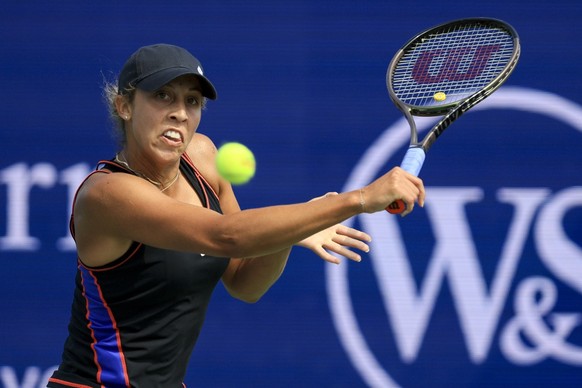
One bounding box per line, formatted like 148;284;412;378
326;86;582;387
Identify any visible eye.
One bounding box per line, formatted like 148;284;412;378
186;96;200;106
155;91;171;101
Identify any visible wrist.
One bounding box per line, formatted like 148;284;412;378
358;189;366;213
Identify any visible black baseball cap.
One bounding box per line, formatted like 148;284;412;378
118;44;217;99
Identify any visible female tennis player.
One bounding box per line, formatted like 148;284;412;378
48;44;425;387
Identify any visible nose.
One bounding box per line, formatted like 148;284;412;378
169;100;188;122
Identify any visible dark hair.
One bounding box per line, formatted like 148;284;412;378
102;79;135;147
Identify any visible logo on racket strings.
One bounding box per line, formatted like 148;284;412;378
412;45;501;84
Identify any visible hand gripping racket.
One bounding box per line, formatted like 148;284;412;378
385;18;520;214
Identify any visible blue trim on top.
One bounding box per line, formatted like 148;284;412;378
80;266;128;387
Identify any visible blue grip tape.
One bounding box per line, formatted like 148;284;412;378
400;147;426;177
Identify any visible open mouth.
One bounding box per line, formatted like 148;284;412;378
163;130;182;143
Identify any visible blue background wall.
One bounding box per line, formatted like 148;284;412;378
1;1;581;387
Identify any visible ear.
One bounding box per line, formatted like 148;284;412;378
115;94;132;120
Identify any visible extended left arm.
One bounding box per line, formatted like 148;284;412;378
221;193;371;303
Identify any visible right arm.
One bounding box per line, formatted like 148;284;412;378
73;165;424;266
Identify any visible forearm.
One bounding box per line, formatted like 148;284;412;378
223;247;292;303
211;190;363;259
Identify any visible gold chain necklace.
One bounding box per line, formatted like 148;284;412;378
114;153;180;192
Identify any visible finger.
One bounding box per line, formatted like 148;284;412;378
403;188;419;216
404;174;425;207
401;178;423;215
332;234;370;253
336;225;372;242
323;242;362;262
401;202;414;217
417;182;426;208
315;246;341;264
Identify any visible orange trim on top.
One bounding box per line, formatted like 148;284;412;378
47;377;102;388
79;266;104;385
77;242;143;272
181;154;219;207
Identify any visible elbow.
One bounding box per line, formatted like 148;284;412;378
228;288;264;304
212;228;258;258
223;274;269;304
239;294;262;304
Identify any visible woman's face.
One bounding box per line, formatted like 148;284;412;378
123;74;204;163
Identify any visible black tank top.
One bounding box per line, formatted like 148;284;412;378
48;155;230;388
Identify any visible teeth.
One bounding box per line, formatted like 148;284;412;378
164;130;181;141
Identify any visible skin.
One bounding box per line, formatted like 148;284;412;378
73;74;425;303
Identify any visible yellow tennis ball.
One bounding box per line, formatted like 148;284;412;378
216;142;256;185
433;91;447;101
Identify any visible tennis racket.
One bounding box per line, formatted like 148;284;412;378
385;18;520;214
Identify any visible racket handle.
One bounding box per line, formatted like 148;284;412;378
386;147;426;214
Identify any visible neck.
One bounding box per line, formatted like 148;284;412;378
115;152;180;192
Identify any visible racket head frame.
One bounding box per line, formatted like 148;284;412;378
386;17;521;152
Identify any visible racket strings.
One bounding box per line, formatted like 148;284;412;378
392;22;515;107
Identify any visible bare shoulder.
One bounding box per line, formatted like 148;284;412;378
188;132;218;162
186;133;222;192
73;171;157;266
76;171;150;210
75;171;168;228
